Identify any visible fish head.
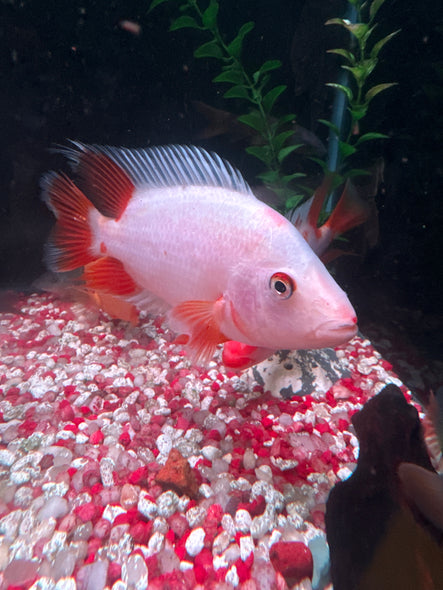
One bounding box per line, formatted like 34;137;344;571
223;232;357;351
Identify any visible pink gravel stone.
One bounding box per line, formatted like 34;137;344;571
3;558;38;586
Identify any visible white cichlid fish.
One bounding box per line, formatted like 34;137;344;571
41;142;357;365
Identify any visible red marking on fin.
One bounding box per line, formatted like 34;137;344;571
307;175;333;229
89;291;139;325
172;298;228;364
320;248;358;264
74;148;134;220
100;241;107;254
42;173;96;272
222;341;275;370
172;334;190;345
324;179;370;236
82;257;139;296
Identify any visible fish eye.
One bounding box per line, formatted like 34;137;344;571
269;272;295;299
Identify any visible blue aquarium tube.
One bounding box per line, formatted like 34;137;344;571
325;3;358;214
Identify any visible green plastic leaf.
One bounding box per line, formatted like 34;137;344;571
202;0;219;29
227;21;254;58
309;156;330;172
327;48;356;64
285;194;305;210
278;144;302;163
194;40;224;59
326;83;353;102
246;145;271;165
148;0;170;13
348;103;369;120
345;168;372;178
371;30;400;59
237;111;266;134
170;15;202;31
355;132;388;146
273;129;294;153
213;68;245;85
325;18;348;28
262;85;286;113
338;141;357;159
365;82;397;102
326;19;369;42
223;85;252;100
257;170;281;185
276;113;296;128
318;118;340;136
342;59;377;85
370;0;386;20
281;172;306;183
252;60;282;83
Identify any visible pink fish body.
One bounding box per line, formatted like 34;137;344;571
42;142;357;364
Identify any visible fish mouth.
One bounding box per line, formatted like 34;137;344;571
315;319;358;345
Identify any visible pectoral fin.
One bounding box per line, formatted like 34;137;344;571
222;341;276;370
171;298;228;364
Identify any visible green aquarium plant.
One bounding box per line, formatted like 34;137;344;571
149;0;305;209
149;0;398;215
321;0;399;210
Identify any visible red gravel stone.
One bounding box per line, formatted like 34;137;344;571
119;431;131;446
89;430;104;444
194;548;214;584
128;466;149;485
107;562;121;586
130;521;153;544
269;541;313;585
74;502;102;523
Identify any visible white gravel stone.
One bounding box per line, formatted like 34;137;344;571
99;457;115;487
156;491;179;518
185;527;205;557
147;531;164;555
122;553;148;590
156;433;173;455
239;535;254;560
38;497;69;522
137;494;158;520
225;564;239;587
221;513;236;537
235;509;252;533
186;505;207;528
29;578;56;590
213;531;230;555
42;482;69;499
201;445;221;461
0;449;15;466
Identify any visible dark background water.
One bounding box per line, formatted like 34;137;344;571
0;0;442;393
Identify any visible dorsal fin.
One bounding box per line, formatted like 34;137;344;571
60;141;254;197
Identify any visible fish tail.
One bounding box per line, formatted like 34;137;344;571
41;145;138;301
42;168;140;302
41;171;98;272
324;179;370;237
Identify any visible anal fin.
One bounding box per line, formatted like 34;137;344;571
82;257;139;296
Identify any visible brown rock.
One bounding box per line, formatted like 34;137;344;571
155;448;199;498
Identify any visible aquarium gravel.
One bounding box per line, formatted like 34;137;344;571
0;293;416;590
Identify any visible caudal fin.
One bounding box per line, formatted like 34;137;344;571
41;172;97;272
325;179;371;237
